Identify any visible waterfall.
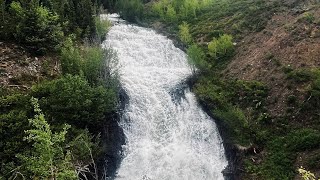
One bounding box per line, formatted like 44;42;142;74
102;14;227;180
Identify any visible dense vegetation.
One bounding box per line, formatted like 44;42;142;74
117;0;320;179
0;0;119;179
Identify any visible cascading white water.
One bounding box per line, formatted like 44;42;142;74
102;14;228;180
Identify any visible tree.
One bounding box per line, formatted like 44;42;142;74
17;98;76;179
178;21;192;45
9;1;64;54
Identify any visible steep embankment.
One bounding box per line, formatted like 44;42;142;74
137;0;320;179
225;2;320;119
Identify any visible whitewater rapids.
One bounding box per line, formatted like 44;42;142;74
102;14;227;180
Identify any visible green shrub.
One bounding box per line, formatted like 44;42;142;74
61;37;118;86
116;0;143;22
286;129;320;151
31;75;117;131
299;12;315;24
286;69;314;83
261;129;320;179
69;129;101;164
262;137;295;179
82;46;119;86
95;17;111;41
165;4;178;23
286;95;297;105
214;106;250;145
17;98;76;179
60;36;83;76
306;152;320;169
208;34;234;60
178;21;192;45
282;65;293;74
187;44;207;73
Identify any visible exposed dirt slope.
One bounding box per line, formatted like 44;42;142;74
222;1;320;178
0;42;60;92
224;3;320;119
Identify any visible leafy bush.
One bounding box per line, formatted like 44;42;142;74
17;98;76;179
60;36;83;76
61;37;119;86
214;106;249;144
286;69;315;83
187;44;207;73
95;17;111;41
208;34;234;60
178;22;192;45
165;4;178;23
82;46;117;85
299;12;315;24
31;75;117;131
150;0;211;22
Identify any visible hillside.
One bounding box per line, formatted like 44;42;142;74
123;0;320;179
0;1;120;179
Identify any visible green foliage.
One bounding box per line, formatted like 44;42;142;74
116;0;143;22
9;1;64;54
208;34;234;60
286;69;315;83
69;129;101;161
165;4;178;23
306;152;320;169
60;36;83;76
61;37;119;86
262;137;295;180
0;94;31;179
194;76;269;145
18;98;76;179
214;106;250;144
187;44;207;73
286;129;320;152
178;22;192;45
82;46;113;86
261;129;320;179
288;68;320;119
1;0;99;49
95;17;111;41
188;0;275;41
150;0;213;22
299;12;315;24
298;167;318;180
31;75;117;130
